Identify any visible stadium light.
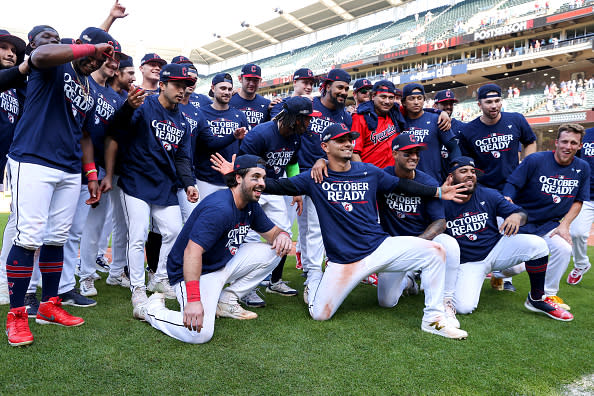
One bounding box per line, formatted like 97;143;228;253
274;7;284;15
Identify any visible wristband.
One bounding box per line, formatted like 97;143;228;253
438;187;442;200
186;280;201;302
70;44;96;59
278;231;290;239
83;162;98;181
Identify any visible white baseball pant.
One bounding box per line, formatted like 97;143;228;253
570;200;594;270
120;191;182;288
61;185;90;294
542;229;572;297
195;179;226;200
177;187;199;223
454;234;548;314
307;236;447;323
296;195;325;286
107;176;128;278
79;187;111;280
97;195;113;257
245;194;292;243
145;243;280;344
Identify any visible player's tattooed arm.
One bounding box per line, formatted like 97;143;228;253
499;211;526;236
418;219;446;240
261;226;293;256
183;240;205;332
551;201;583;244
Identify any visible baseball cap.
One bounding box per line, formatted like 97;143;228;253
293;68;314;80
392;133;427;151
240;63;262;79
233;154;267;172
283;96;322;117
172;55;192;65
394;88;403;97
160;64;197;85
79;27;115;46
119;57;134;69
60;38;75;44
323;69;351;84
477;83;502;100
141;53;167;67
209;72;233;97
373;80;397;95
402;83;425;99
26;25;58;54
321;123;360;143
448;156;484;176
0;30;26;58
434;89;458;103
353;78;372;93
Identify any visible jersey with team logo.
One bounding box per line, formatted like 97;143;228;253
188;92;212;109
194;105;249;185
444;185;523;263
459;112;536;191
85;77;125;169
10;62;95;173
502;151;590;236
378;167;443;236
579;127;594;200
297;96;352;171
239;121;300;180
0;88;20;172
440;118;466;181
229;93;270;129
269;161;400;263
117;95;192;206
352;113;399;168
402;111;455;182
167;189;274;284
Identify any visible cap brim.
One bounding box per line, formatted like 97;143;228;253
241;74;262;79
332;131;360;141
308;110;322;117
0;35;26;57
436;98;458;103
116;52;130;61
142;58;167;66
396;143;428;151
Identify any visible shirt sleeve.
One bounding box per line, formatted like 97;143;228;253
493;189;524;218
576;163;591;202
502;155;533;199
238;128;264;156
189;205;230;252
517;114;537;145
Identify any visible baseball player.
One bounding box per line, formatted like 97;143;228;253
239;96;319;301
212;123;470;339
4;27;114;346
444;156;572;321
502;124;589;312
377;133;462;328
229;63;273;129
171;55;212;109
434;89;466;182
346;78;372;114
568;126;594;285
107;63;198;309
108;56;135;100
136;155;289;344
270;68;316;118
138;53;167;95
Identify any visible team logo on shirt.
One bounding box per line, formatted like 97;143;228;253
539;175;579;196
446;211;488;238
266;149;295;174
474;133;513;155
552;194;561;204
208;118;240;136
0;90;19;122
342;202;353;212
466;233;478;241
492;151;500;158
151;119;185;151
226;223;251;254
370;124;397;144
64;72;94;114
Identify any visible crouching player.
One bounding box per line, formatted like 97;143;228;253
135;155;290;344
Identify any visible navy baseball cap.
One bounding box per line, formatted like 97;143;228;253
209;72;233;97
172;55;192;64
402;83;425;99
324;69;351;84
448;156;484;176
0;30;26;57
26;25;58;54
233;154;267;172
141;53;167;66
160;64;197;85
241;63;262;79
373;80;397;95
283;96;322;117
353;78;372;93
60;38;75;44
79;27;115;46
321;123;360;143
294;68;314;80
392;133;427;151
119;57;134;69
477;83;502;100
434;89;458;103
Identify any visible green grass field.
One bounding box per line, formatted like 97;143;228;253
0;213;592;395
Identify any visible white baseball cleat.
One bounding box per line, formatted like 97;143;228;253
131;286;148;307
79;277;98;297
421;319;468;340
133;292;166;321
444;298;460;329
216;301;258;320
147;277;176;299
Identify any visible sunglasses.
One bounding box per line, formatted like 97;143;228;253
357;88;371;94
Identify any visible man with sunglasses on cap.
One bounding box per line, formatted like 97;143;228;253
4;27;114;346
212;123;469;339
135;154;290;344
346;78;372;114
139;53;167;96
270;68;316;118
443;156;572;321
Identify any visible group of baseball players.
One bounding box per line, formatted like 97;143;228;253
1;3;592;347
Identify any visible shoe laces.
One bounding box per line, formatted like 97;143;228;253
9;309;30;332
82;277;94;289
444;299;457;315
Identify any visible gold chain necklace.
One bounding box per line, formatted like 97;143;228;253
71;62;90;104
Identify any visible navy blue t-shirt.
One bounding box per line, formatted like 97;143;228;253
459;112;536;191
378;167;443;237
579;127;594;200
502;151;590;236
440;117;466;181
229;93;270;129
194;105;249;185
402;111;455;182
0;88;21;172
280;162;401;263
297;96;352;171
239;121;300;180
444;185;523;263
167;189;274;284
269;96;288;119
189;92;212;109
10;62;95;173
117;95;192;206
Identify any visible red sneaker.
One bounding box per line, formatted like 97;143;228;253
295;251;303;270
361;273;378;286
6;306;34;346
36;297;85;327
524;294;573;321
567;264;591;285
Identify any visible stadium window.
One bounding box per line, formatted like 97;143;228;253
586;24;594;35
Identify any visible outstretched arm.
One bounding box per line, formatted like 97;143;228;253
99;0;129;32
30;43;113;69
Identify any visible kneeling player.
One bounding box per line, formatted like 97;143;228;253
135;155;290;344
444;157;572;321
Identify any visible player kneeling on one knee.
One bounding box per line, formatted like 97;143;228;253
443;157;572;321
135;155;290;344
